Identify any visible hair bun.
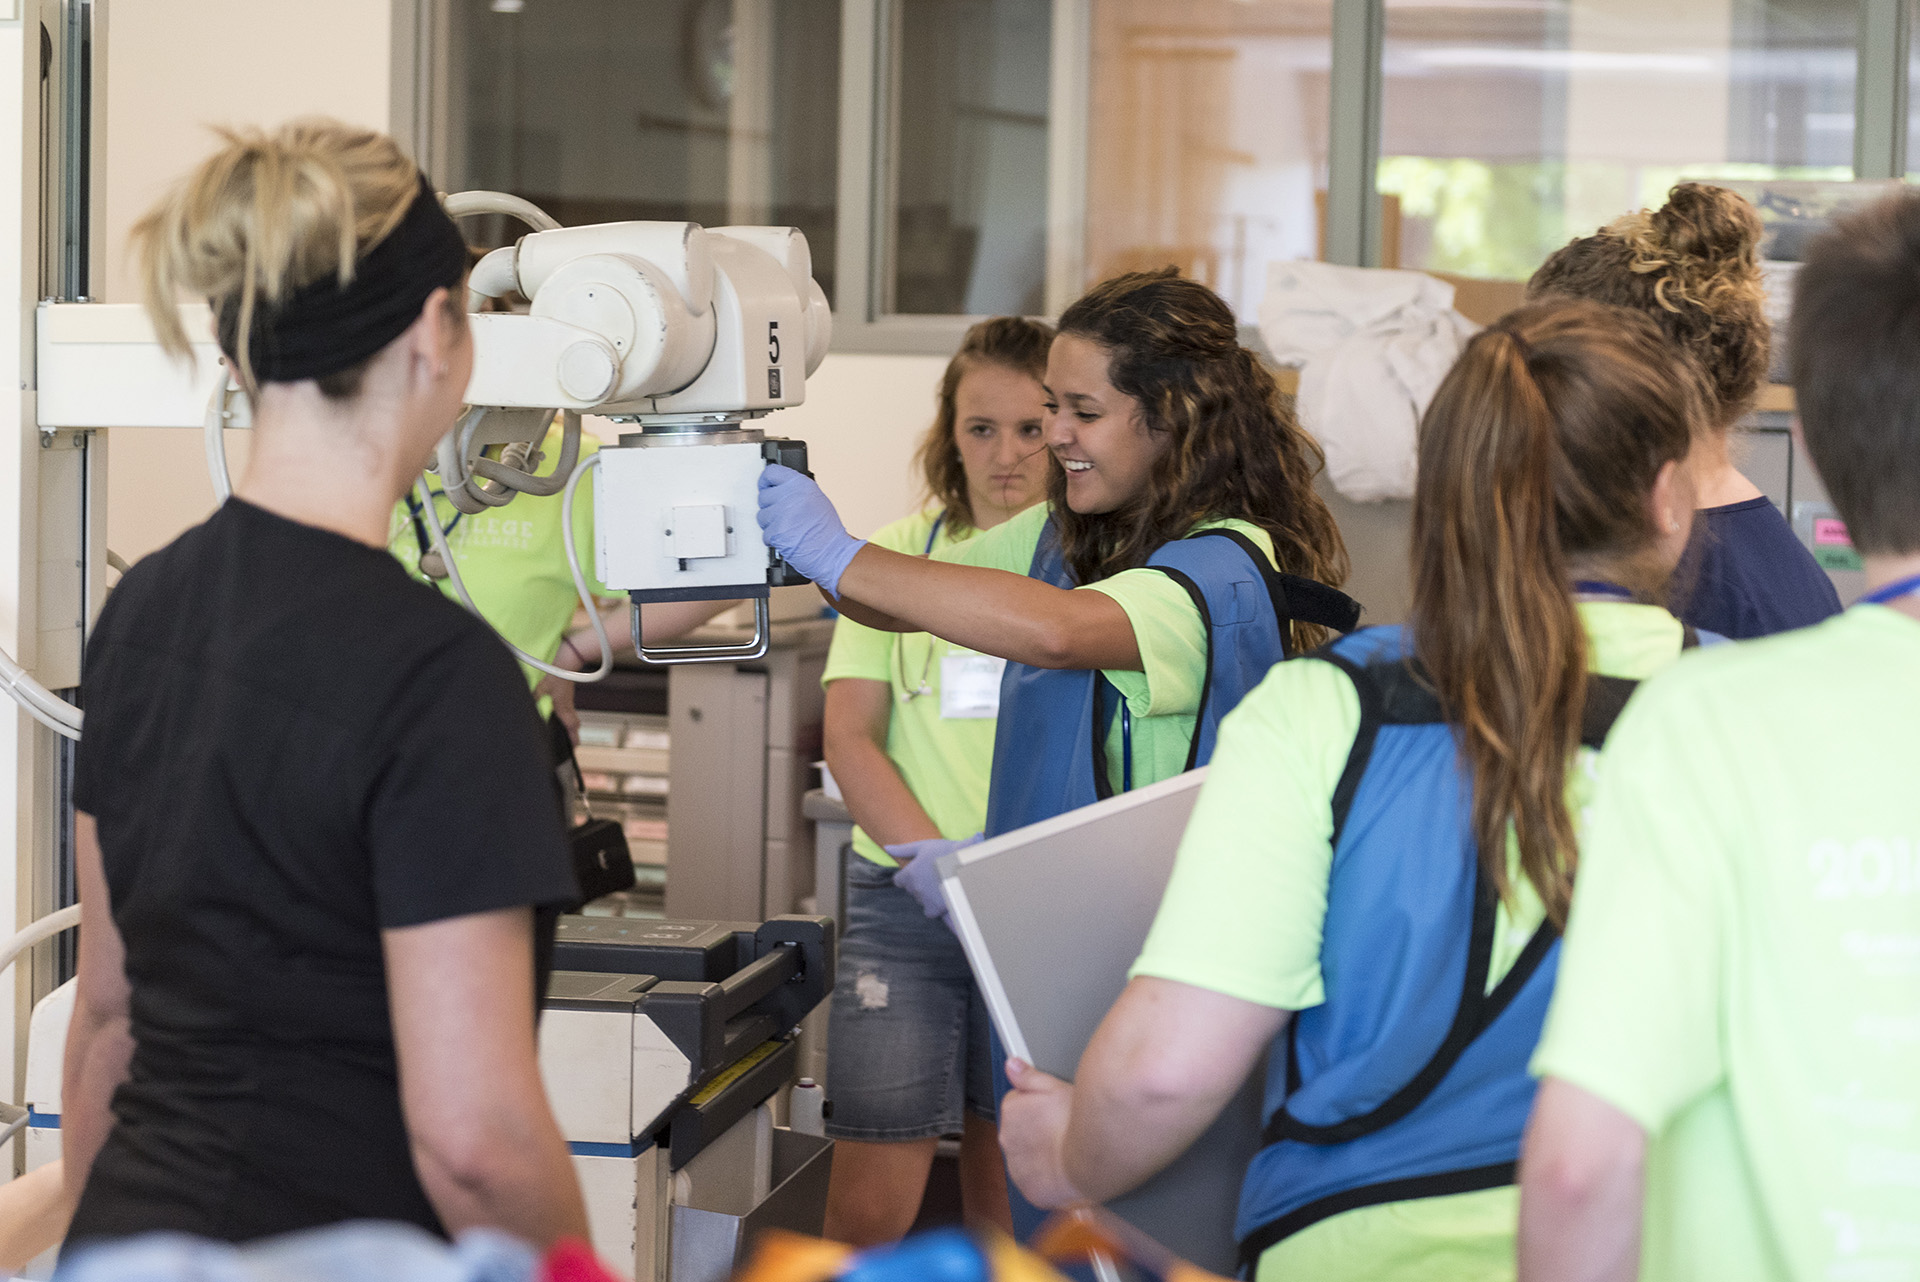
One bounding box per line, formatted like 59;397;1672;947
1606;183;1764;321
1648;182;1763;266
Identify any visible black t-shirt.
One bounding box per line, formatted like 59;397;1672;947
1672;496;1843;640
65;499;579;1247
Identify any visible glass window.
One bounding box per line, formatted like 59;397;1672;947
1082;1;1333;320
885;0;1052;316
445;0;841;296
1379;0;1858;282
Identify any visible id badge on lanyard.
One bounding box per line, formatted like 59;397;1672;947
940;651;1006;719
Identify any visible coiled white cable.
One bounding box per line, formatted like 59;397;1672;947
414;451;613;683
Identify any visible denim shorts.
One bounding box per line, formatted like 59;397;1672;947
825;851;996;1141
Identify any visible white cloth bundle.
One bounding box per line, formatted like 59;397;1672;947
1259;261;1479;503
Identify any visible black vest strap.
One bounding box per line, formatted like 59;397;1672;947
1322;657;1645;838
1091;532;1360;795
1264;654;1645;1148
1157;567;1216;775
1236;1162;1518;1272
1580;675;1637;750
1181;528;1363;642
1264;858;1557;1147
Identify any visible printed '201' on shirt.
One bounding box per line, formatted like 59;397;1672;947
1535;604;1920;1282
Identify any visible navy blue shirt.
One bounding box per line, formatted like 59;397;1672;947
1672;496;1842;640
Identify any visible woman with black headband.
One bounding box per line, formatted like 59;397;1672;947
57;120;590;1250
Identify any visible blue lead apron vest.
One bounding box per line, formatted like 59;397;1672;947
1235;623;1692;1271
983;519;1360;838
977;517;1359;1258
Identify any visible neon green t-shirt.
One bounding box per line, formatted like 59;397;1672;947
823;508;1002;867
1133;603;1692;1282
935;502;1278;793
1534;604;1920;1282
388;426;609;690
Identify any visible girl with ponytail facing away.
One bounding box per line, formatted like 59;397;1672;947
998;298;1703;1282
60;120;588;1251
1529;182;1840;639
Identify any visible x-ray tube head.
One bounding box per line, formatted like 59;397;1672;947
445;213;831;662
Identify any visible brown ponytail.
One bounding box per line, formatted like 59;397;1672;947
130;118;425;395
1528;182;1768;430
1412;299;1701;925
915;315;1055;534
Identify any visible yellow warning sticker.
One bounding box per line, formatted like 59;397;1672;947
688;1039;782;1108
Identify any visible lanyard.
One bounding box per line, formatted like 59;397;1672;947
1572;580;1635;602
923;512;946;556
1120;702;1133;793
1860;572;1920;606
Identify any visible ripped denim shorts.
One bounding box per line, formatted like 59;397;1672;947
824;849;996;1141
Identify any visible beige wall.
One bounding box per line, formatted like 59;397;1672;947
100;0;391;563
757;353;951;538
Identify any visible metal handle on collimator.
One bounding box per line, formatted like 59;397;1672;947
634;595;771;665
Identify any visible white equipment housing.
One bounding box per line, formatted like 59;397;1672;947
34;215;833;667
461;219;831;663
467;222;830;419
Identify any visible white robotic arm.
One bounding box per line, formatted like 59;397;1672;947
432;209;833;668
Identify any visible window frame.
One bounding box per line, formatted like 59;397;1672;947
830;0;1089;352
397;0;1913;355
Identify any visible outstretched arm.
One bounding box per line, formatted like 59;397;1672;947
761;467;1138;669
838;546;1139;670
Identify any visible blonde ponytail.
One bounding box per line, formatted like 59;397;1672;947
130;118;421;392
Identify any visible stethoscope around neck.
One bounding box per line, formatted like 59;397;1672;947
894;513;949;702
888;509;1140;788
404;486;464;578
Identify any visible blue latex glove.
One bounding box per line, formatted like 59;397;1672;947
757;464;866;598
886;834;984;932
